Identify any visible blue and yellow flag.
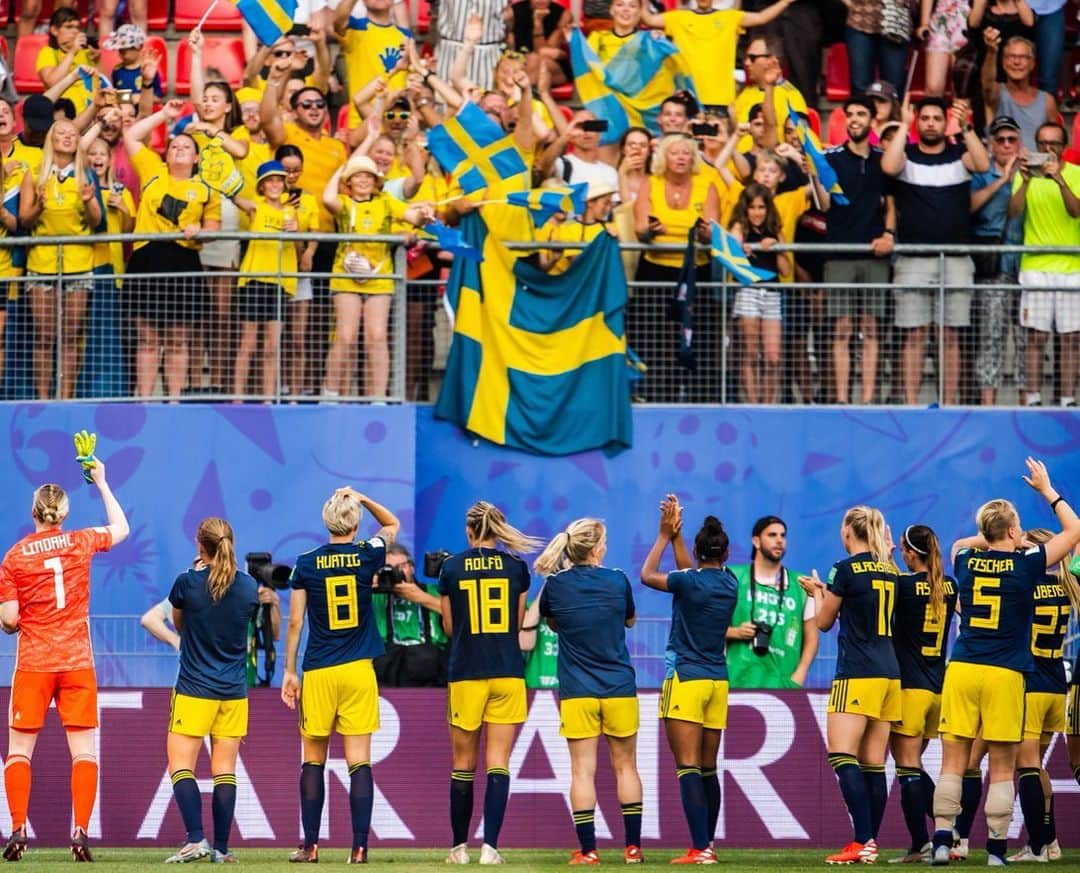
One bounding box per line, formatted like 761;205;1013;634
427;102;530;196
436;206;632;455
787;103;848;205
710;222;776;285
232;0;296;47
569;28;692;145
506;183;588;227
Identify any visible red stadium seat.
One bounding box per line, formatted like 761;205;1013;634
13;97;23;134
824;43;849;103
906;50;927;100
149;115;168;153
826;105;846;146
337;103;352;131
806;106;820;138
36;0;90;25
13;33;48;94
0;35;7;68
146;0;171;30
0;0;6;29
174;0;243;30
98;35;169;91
174;37;246;95
415;0;431;34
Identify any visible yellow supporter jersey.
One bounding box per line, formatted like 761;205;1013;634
27;169;96;275
734;80;809;151
341;19;410;126
129;145;221;250
543;219;608;275
0;212;13;278
239;199;299;294
284;122;348;232
330;192;407;295
92;184;135;278
35;45;99;111
4;139;44;191
643;172;714;268
662;9;743;106
587;28;636;64
231;127;272;230
774;187;808;282
412;171;453;210
294;190;319;237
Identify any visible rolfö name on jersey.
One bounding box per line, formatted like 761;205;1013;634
314;553;363;570
19;533;73;556
464;555;503;572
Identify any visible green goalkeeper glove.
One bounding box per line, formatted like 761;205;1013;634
73;429;97;484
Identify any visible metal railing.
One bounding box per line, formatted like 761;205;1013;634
1;232;1077;406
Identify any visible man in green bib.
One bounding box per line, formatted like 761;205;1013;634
726;516;818;689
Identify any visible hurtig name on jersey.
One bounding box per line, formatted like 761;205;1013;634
916;579;956;596
1034;582;1066;599
314;553;364;570
848;560;892;574
464;555;504;572
966;556;1014;573
20;534;74;555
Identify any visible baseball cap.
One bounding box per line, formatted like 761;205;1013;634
843;94;876;114
988;115;1021;136
256;160;286;185
22;95;54;133
104;24;147;51
865;80;898;102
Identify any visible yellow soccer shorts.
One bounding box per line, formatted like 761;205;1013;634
299;659;380;738
1067;685;1080;737
658;672;729;730
892;688;942;738
560;696;639;739
448;678;527;731
169;692;248;739
828;677;902;722
1022;691;1066;742
939;662;1025;743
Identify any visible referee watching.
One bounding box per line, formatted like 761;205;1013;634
726;516;818;688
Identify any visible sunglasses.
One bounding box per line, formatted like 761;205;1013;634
384;110;411;121
1036;139;1065;148
746;52;773;62
272;48;294;57
297;99;326;110
994;135;1019;143
501;50;526;60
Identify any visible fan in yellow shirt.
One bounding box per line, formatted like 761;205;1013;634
540;182;618;275
35;9;103;112
321;153;433;400
334;0;412;128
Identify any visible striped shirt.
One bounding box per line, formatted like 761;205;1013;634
892;142;971;245
435;0;506;90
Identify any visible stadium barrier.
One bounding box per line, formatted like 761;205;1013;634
4;688;1076;850
0;233;1071;406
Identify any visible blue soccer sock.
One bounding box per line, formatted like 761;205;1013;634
450;770;475;847
572;808;596;853
861;763;887;840
955;769;982;839
828;753;871;844
483;768;510;849
211;774;236;854
170;769;204;844
299;762;325;849
676;764;709;851
349;762;373;852
897;767;929;850
920;769;936;821
701;768;719;846
1017;768;1045;854
621;801;643;848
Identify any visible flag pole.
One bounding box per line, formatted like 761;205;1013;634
904;50;919;98
195;0;222;32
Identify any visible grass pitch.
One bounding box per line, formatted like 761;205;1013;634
10;847;1080;871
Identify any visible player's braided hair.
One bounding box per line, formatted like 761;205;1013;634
534;518;606;576
32;484;69;526
197;517;237;602
693;515;729;565
843;506;892;567
902;524;945;621
466;501;543;556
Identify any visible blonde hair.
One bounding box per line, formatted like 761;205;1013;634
32;483;69;526
196;517;237;602
534;518;606;576
651;134;702;177
466;500;543;556
38;120;87;190
86;137;115;187
903;524;945;621
976;499;1019;543
843;505;891;566
322;492;362;537
1025;527;1080;614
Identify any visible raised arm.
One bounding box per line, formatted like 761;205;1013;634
337;487;401;544
741;0;794;28
260;55;294;148
189;30;206;107
124;100;182;154
88;458;130;545
981;28;1002;113
1023;457;1080;566
512;68;536;153
881;100;913;176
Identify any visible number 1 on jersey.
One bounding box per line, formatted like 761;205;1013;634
871;578;895;636
460;578;510;634
44;557;65;609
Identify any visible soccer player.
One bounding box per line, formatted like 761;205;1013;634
889;525;958;863
1068;556;1080;798
640;495;738;865
0;460;129;862
282;487;399;864
165;519;259;864
804;505;899;865
535;519;643;866
930;458;1080;866
440;501;541;866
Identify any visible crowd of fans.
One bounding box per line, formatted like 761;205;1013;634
0;0;1079;404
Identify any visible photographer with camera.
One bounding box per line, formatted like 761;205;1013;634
726;516;818;689
372;544;449;687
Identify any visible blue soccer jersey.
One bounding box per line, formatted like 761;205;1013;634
290;538;386;671
892;571;958;692
951;545;1046;673
827;552;901;680
539;565;636;700
169;568;259;700
664;567;738;681
439;547;531;682
1027;573;1071;694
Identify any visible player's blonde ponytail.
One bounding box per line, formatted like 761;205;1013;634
466;500;543;556
32;484;69;526
534;519;606;576
844;506;892;567
976;499;1019;544
197;517;237;602
1025;526;1080;614
903;524;945;621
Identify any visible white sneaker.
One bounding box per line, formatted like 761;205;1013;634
860;839;880;863
165;839;212;863
987;855;1007;866
1046;840;1061;862
931;844;952;866
479;844;505;865
447;843;470;865
1008;846;1048;863
951;839;970;861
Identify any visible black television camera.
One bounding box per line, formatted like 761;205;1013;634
752;621;773;656
244;552;291;687
374;563;406;593
423;550;452;579
245;552;292;589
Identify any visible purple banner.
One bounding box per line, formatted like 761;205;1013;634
4;689;1076;849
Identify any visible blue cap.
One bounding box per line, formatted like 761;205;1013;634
256;160;287;184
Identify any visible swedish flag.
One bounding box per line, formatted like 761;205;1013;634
710;222;776;285
232;0;296;47
427;102;530;197
436;206;632;456
787;103;848;205
506;183;588;227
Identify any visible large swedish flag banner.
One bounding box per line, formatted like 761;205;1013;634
435;207;632;456
232;0;297;47
427;102;530;196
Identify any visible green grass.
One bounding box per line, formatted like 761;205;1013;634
11;847;1080;871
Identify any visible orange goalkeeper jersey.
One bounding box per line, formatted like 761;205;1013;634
0;528;113;672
